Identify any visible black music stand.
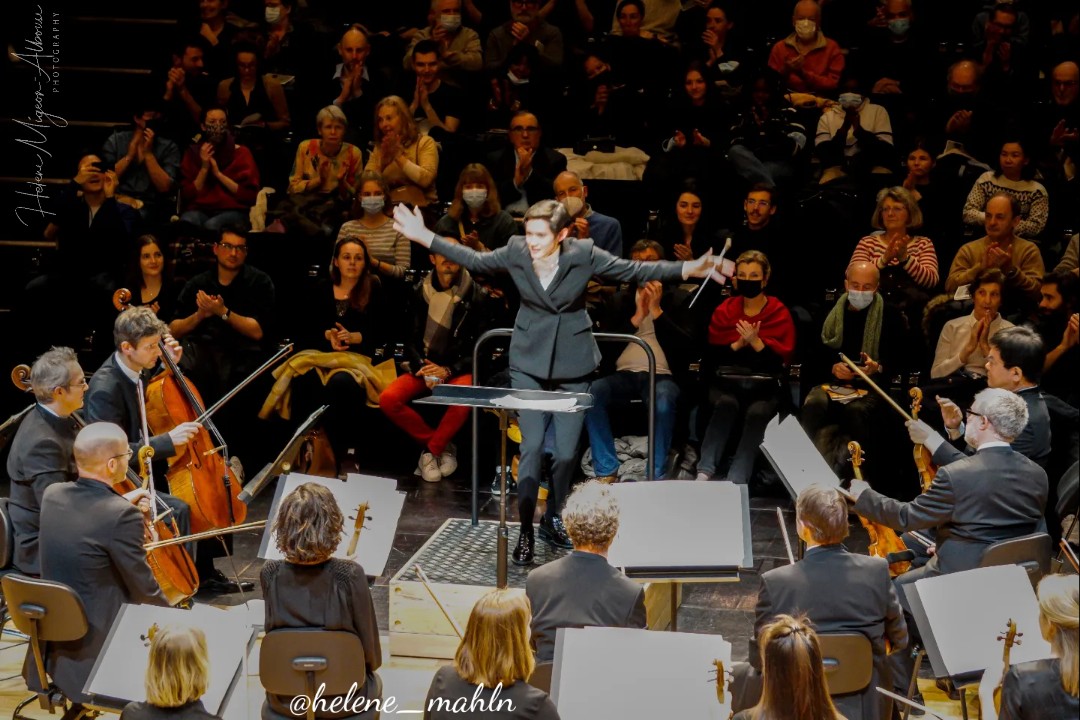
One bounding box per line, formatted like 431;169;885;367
238;405;328;504
416;384;592;588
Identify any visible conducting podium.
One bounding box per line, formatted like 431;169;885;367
416;383;592;588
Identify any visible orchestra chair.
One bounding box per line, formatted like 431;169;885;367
260;628;382;720
978;532;1053;588
818;633;874;698
527;662;553;694
0;574;90;720
0;498;18;633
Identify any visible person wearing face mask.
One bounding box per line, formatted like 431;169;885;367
858;0;935;122
814;75;895;185
336;171;412;279
850;387;1047;699
552;171;622;257
767;0;844;95
696;251;795;485
402;0;483;88
1033;271;1079;407
179;106;260;232
436;163;517;252
800;261;909;479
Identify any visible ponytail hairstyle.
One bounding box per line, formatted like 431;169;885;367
755;614;845;720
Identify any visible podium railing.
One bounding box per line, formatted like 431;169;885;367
469;328;658;524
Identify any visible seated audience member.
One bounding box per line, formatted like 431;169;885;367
402;0;482;89
601;1;679;98
170;226;275;404
1057;234;1079;276
931;269;1012;382
365;96;439;207
1034;271;1079;406
526;481;646;662
660;63;729;186
260;0;321;83
261;238;391;464
262;483;382;719
732;485;907;720
900;138;961;266
121;235;180;321
1037;62;1080;227
486;44;559;133
658;181;724;263
718;185;804;305
276;105;363;238
814;75;895;185
850;186;939;291
726;72;807;192
553;171;623;257
697;251;795;485
485;0;563;72
424;589;559;719
585;241;694;482
800;261;908;475
968;2;1034;100
978;573;1079;720
327;25;385;149
766;0;844;96
216;42;291;139
731;614;846;720
434;163;517;252
575;51;649;149
102;97;182;221
934;59;995;167
486;110;567;215
120;626;220;720
608;0;681;42
693;1;747;102
407;40;465;140
337;171;412;279
962;137;1049;241
946;194;1045;316
192;0;246;81
380;237;492;482
160;37;213;143
858;0;935;113
179;106;260;232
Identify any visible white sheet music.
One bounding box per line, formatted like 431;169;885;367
916;565;1054;676
491;396;578;411
607;481;746;569
554;626;731;720
259;472;404;576
762;415;842;497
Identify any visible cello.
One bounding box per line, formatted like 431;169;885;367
11;364;198;605
848;441;912;577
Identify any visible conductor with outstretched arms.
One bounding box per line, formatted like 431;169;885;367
394;199;732;564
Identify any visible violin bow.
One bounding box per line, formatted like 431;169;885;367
776;507;795;564
414;563;464;640
838;353;913;422
193;343;294;426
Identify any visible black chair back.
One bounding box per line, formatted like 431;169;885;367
979;533;1053;588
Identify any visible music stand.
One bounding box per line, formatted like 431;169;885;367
416;384;592;589
237;405;328;503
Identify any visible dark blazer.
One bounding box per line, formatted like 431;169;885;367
752;545;908;720
486;146;567;211
423;666;560;719
5;404;78;575
121;700;221;720
429;235;686;379
525;550;646;664
932;387;1052;469
999;658;1080;720
34;477;168;702
855;446;1048;575
85;354;175;459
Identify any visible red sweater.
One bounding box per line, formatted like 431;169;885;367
767;33;845;94
180;139;260;213
708;295;797;365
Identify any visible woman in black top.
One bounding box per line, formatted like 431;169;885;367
979;573;1079;720
261;483;382;720
121;234;179;320
424;589;559;719
434;164;518;253
120;626;220;720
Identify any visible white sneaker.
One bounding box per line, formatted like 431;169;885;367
418;452;442;482
695;472;711;482
438;443;458;476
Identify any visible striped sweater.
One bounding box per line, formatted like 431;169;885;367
336;218;411;279
850;233;940;288
962;172;1049;240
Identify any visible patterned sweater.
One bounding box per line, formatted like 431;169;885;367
850;233;939;288
336;218;411;279
962;172;1049;240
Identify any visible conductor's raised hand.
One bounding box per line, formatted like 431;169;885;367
393;204;435;248
684;249;735;283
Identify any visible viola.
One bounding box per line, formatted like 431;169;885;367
909;388;937;494
849;441;912;577
993;619;1021;714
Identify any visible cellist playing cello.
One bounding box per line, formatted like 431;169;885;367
847;388;1048;706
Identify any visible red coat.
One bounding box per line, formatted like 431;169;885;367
179;138;260;213
767;33;845;94
708;295;797;365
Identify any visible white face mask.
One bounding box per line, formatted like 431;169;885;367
439;14;462;32
847;290;875;310
265;6;282;24
795;19;817;40
462;189;487;209
561;196;584;217
361;196;385;215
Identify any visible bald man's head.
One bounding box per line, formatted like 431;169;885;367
948;60;981;95
845;261;880;291
1052;62;1079;106
74;423;130;480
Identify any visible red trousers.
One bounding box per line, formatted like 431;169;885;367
379;373;473;455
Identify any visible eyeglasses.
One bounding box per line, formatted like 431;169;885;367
110;449;135;462
218;242;248;254
965;409;984;420
510;125;539;134
66;379;89;389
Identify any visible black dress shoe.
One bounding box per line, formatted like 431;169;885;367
512;527;534;565
538;515;573;549
199;569;255;594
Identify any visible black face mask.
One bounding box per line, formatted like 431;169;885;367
735;279;763;298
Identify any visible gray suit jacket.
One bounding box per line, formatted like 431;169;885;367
932;386;1051;469
85;354;175;459
430;235;686;379
855;446;1047;575
752;545;908;720
5;405;78;575
35;477;167;702
525;550;646;663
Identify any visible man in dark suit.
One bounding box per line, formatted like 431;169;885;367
526;480;646;663
732;485;908;720
393;200;732;563
33;422;171;719
487;110;567;216
5;347;83;575
853;387;1048;696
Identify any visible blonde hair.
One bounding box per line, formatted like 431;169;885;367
145;626;210;707
755;614;845;720
273;483;345;564
562;480;620;549
796;485;850;545
373;96;420;148
454;590;534;688
735;250;772;282
1038;574;1079;697
871;186;923;230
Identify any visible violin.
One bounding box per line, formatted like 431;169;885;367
993;619;1021;714
11;364;198;605
849;441;912;577
346;501;370;558
909;388;937;494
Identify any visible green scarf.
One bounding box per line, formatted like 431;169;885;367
821;293;883;361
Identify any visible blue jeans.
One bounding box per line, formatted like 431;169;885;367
180;209;248;231
584;371;680;480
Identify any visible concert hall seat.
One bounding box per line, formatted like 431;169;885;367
978;532;1053;589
